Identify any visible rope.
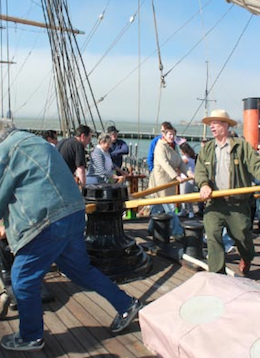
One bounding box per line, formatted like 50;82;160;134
198;0;209;62
5;0;12;118
39;0;105;136
181;12;254;135
137;0;141;142
155;84;163;133
63;1;105;132
151;0;165;88
9;34;40;92
13;69;53;113
164;5;234;79
151;0;166;128
80;0;111;52
88;0;146;77
41;0;75;135
0;0;3;117
94;0;212;105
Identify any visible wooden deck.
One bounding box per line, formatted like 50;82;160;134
1;216;260;358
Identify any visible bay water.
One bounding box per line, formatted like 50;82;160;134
12;117;243;159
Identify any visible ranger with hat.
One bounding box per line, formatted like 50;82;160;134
107;125;129;169
195;109;260;275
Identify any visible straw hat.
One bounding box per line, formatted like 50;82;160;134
202;109;237;127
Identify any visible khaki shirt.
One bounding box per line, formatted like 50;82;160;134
215;139;230;190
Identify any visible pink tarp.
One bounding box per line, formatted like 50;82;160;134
139;272;260;358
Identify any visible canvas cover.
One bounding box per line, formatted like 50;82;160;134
226;0;260;15
139;272;260;358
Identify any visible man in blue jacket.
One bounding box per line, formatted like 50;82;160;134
0;120;142;352
107;125;129;169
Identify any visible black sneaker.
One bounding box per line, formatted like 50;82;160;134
1;332;45;352
110;298;143;333
0;292;11;319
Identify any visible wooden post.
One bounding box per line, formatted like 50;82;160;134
125;174;146;219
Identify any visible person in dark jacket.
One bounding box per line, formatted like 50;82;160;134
107;125;129;169
195;109;260;275
57;125;92;187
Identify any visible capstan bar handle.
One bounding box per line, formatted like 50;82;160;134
131;177;192;199
125;185;260;209
85;185;260;213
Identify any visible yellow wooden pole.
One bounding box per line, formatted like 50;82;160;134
86;185;260;213
125;185;260;209
130;177;192;199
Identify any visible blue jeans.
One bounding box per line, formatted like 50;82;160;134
222;227;235;253
162;204;184;236
148;204;165;233
11;210;132;341
86;176;100;184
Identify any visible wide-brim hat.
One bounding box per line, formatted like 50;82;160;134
107;125;119;133
202;109;237;127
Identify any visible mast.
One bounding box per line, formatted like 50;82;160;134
197;61;216;138
41;0;105;137
0;0;14;120
1;1;104;136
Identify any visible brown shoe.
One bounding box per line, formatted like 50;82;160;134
238;258;251;274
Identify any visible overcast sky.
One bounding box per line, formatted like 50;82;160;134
1;0;260;128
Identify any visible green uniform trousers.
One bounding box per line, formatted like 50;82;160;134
204;198;255;273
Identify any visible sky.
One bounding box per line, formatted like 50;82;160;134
1;0;260;130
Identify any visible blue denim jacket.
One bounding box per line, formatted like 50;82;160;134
0;130;85;255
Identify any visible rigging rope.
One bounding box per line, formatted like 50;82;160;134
8;34;40;94
181;12;254;135
198;0;212;139
40;0;105;136
29;0;41;8
94;0;213;105
80;0;111;52
198;0;209;62
151;0;165;129
88;22;134;77
5;0;11;118
0;0;3;117
163;5;234;79
14;69;53;113
88;0;146;77
151;0;165;88
137;0;141;139
63;1;105;132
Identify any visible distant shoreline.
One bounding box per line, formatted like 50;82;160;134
13;118;243;138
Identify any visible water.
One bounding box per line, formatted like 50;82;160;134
124;137;202;159
109;120;243;157
12;117;243;159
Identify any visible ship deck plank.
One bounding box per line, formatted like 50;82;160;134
1;216;260;358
